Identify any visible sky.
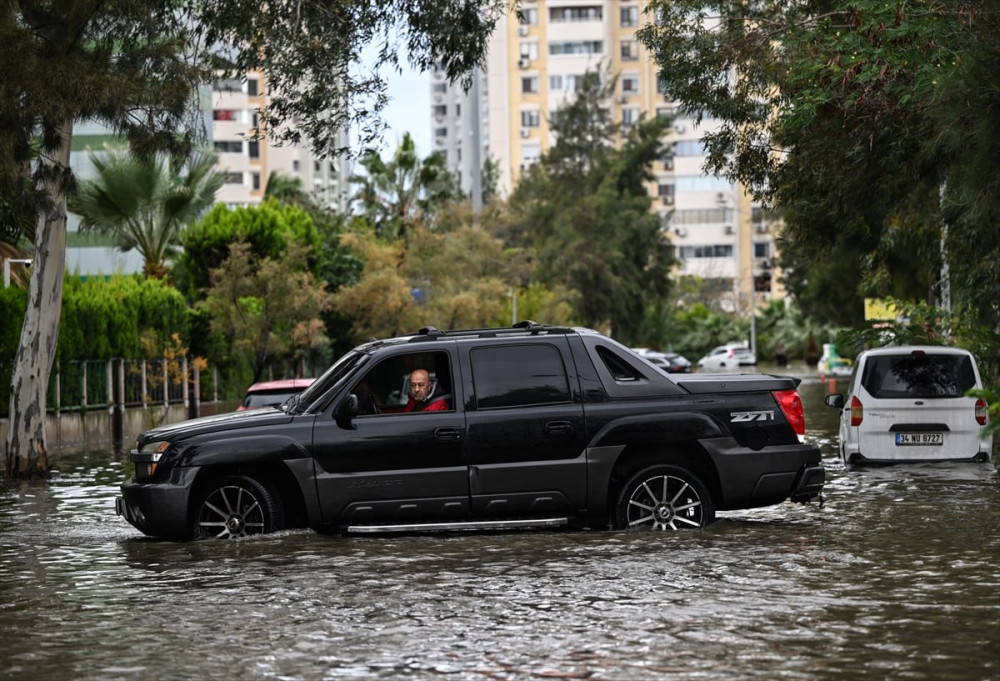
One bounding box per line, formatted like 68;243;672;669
379;65;431;158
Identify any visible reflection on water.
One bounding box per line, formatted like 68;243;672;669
1;372;997;681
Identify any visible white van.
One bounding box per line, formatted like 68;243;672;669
824;346;991;464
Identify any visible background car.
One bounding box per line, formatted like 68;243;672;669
824;345;991;465
696;343;757;371
632;348;692;373
237;378;315;411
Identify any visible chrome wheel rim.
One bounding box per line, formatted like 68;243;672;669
626;474;705;530
196;485;265;539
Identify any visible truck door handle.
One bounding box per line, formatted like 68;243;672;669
545;421;573;436
434;427;463;441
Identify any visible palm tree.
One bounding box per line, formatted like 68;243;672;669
350;132;460;240
69;147;225;278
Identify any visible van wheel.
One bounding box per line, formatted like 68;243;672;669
191;474;284;540
613;464;715;530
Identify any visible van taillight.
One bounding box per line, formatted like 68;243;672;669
850;395;863;426
773;389;805;437
975;398;988;426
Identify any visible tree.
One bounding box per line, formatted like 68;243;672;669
510;68;673;342
69;148;224;279
199;242;332;384
637;0;1000;334
175;199;322;301
1;0;503;477
351;132;461;241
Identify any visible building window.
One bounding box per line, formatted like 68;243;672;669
550;6;602;22
213;78;242;93
521;76;539;94
521;110;541;127
248;140;259;159
519;8;538;25
621;6;639;27
432;82;447;94
678;245;735;259
246;78;259;97
657;183;675;205
674;140;707;156
669;208;734;225
661;154;675;171
622;108;639;130
224;172;243;185
433;104;447;117
435;127;448;137
549;41;603;56
252;172;261;191
622;76;640;94
519;42;538;60
620;40;639;62
292;160;300;172
213;109;239;121
657;106;678;120
213;140;243;153
754;242;772;259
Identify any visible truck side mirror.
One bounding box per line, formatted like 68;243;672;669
335;394;359;428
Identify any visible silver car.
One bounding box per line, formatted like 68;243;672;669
696;342;757;371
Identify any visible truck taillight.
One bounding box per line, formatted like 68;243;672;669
850;395;863;426
975;398;988;426
773;389;805;437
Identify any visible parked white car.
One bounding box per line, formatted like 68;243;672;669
824;345;992;465
696;342;757;371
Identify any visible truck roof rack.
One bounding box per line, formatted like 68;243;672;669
406;321;574;343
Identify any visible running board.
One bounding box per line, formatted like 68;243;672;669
346;517;570;534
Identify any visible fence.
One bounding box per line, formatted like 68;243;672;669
1;359;227;454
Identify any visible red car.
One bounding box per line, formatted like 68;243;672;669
237;378;315;411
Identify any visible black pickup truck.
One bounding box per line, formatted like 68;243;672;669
117;323;824;539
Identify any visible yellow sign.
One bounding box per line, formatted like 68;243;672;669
864;299;898;321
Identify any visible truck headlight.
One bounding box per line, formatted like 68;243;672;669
130;440;171;480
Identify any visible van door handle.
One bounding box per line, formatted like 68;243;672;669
545;421;573;436
434;427;463;441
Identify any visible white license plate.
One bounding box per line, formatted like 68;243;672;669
895;432;944;446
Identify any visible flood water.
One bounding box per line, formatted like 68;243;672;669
1;370;997;681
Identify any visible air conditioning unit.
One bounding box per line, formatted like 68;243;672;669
520;127;530;138
674;227;687;237
617;95;628;104
518;25;529;36
661;195;674;206
724;225;734;235
716;192;728;202
518;57;530;69
673;122;686;133
755;223;768;233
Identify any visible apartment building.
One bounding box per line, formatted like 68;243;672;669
431;0;782;312
212;70;351;212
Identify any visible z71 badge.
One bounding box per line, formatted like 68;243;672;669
730;410;774;423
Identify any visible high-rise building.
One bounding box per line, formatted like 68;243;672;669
212;70;351;212
62;72;351;277
431;0;782;313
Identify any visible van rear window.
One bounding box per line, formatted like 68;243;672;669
861;353;976;398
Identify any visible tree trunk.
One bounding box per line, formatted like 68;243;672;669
5;118;72;479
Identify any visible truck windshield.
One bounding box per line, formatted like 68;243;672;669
289;351;366;413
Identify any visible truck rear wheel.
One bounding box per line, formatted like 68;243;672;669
613;464;715;530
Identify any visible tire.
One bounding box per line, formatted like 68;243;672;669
613;464;715;531
191;474;285;540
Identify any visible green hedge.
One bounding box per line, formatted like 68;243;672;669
1;275;189;415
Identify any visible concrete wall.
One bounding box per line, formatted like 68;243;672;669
0;402;227;455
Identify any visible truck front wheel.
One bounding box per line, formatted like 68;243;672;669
613;464;715;530
191;474;285;540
